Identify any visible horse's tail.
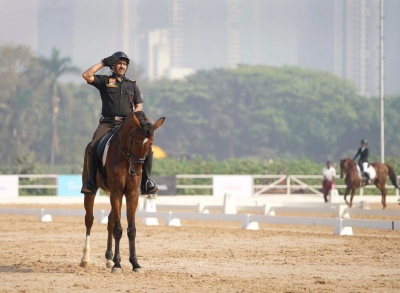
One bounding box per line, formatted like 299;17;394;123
386;163;400;189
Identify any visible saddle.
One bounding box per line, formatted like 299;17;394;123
93;125;120;188
356;163;376;186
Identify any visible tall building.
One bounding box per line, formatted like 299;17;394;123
240;0;298;67
384;0;400;96
38;0;74;59
297;0;381;97
38;0;140;75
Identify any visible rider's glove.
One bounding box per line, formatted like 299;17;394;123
101;55;120;67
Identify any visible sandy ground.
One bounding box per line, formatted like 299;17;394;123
1;203;400;293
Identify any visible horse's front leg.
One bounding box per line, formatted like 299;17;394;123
349;188;356;208
110;194;123;273
126;194;142;272
80;194;95;268
344;186;351;206
105;210;115;268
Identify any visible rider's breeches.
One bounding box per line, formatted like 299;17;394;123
358;159;367;173
88;121;120;155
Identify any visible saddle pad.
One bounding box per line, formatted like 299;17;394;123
102;136;113;166
356;163;376;180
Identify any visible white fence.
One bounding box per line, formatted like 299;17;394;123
176;174;400;198
8;174;400;199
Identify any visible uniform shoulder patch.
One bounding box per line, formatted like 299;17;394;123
126;78;136;83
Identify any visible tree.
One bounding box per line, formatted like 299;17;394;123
144;65;373;161
38;48;80;167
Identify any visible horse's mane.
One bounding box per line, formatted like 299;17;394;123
120;111;153;136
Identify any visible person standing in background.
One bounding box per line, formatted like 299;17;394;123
322;161;336;202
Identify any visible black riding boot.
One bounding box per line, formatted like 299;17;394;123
364;172;371;183
81;152;98;194
140;147;158;195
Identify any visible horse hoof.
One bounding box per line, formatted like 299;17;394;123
80;261;90;268
111;267;122;274
106;260;114;268
133;267;143;273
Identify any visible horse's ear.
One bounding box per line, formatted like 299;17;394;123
152;117;165;131
132;113;142;129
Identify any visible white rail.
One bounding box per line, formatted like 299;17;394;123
177;174;400;199
6;174;400;199
1;206;400;236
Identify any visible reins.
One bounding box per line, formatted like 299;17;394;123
116;128;146;165
115;115;148;167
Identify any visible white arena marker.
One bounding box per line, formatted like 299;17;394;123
98;209;108;224
241;215;259;230
165;212;181;227
223;193;237;214
142;198;159;226
39;209;52;222
333;218;353;236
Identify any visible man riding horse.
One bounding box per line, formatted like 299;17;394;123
352;138;370;183
80;51;158;195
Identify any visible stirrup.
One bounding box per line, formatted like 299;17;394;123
81;181;97;194
140;179;158;195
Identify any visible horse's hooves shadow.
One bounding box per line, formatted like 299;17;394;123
111;267;123;273
133;268;143;273
0;266;33;273
79;261;90;268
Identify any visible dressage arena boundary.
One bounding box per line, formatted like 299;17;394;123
12;174;400;198
1;195;400;236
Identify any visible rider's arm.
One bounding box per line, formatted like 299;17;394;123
82;62;104;83
352;148;360;161
133;85;144;112
134;103;143;112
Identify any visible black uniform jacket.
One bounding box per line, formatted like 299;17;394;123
353;147;369;162
89;74;143;117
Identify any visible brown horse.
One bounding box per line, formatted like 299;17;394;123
339;158;399;209
80;112;164;273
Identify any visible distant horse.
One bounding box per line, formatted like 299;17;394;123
339;158;399;209
80;112;165;273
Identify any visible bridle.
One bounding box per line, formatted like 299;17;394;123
116;125;149;176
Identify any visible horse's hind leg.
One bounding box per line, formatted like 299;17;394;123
80;193;96;268
105;210;114;268
376;181;387;209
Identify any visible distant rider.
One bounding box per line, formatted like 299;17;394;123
352;139;369;182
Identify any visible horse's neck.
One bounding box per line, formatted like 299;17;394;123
116;119;134;145
345;159;358;173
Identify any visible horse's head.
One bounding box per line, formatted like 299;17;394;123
126;113;165;176
339;158;352;178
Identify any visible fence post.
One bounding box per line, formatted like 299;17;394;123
360;187;363;198
286;176;291;196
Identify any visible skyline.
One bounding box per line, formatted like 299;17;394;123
1;0;399;96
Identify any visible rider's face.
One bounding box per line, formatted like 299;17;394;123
113;60;127;77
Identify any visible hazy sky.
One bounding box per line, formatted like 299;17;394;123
1;0;399;96
0;0;39;50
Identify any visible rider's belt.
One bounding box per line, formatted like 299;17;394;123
101;116;126;121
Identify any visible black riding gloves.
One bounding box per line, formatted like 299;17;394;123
101;55;120;67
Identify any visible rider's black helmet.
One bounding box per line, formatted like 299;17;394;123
112;51;130;65
361;138;367;144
